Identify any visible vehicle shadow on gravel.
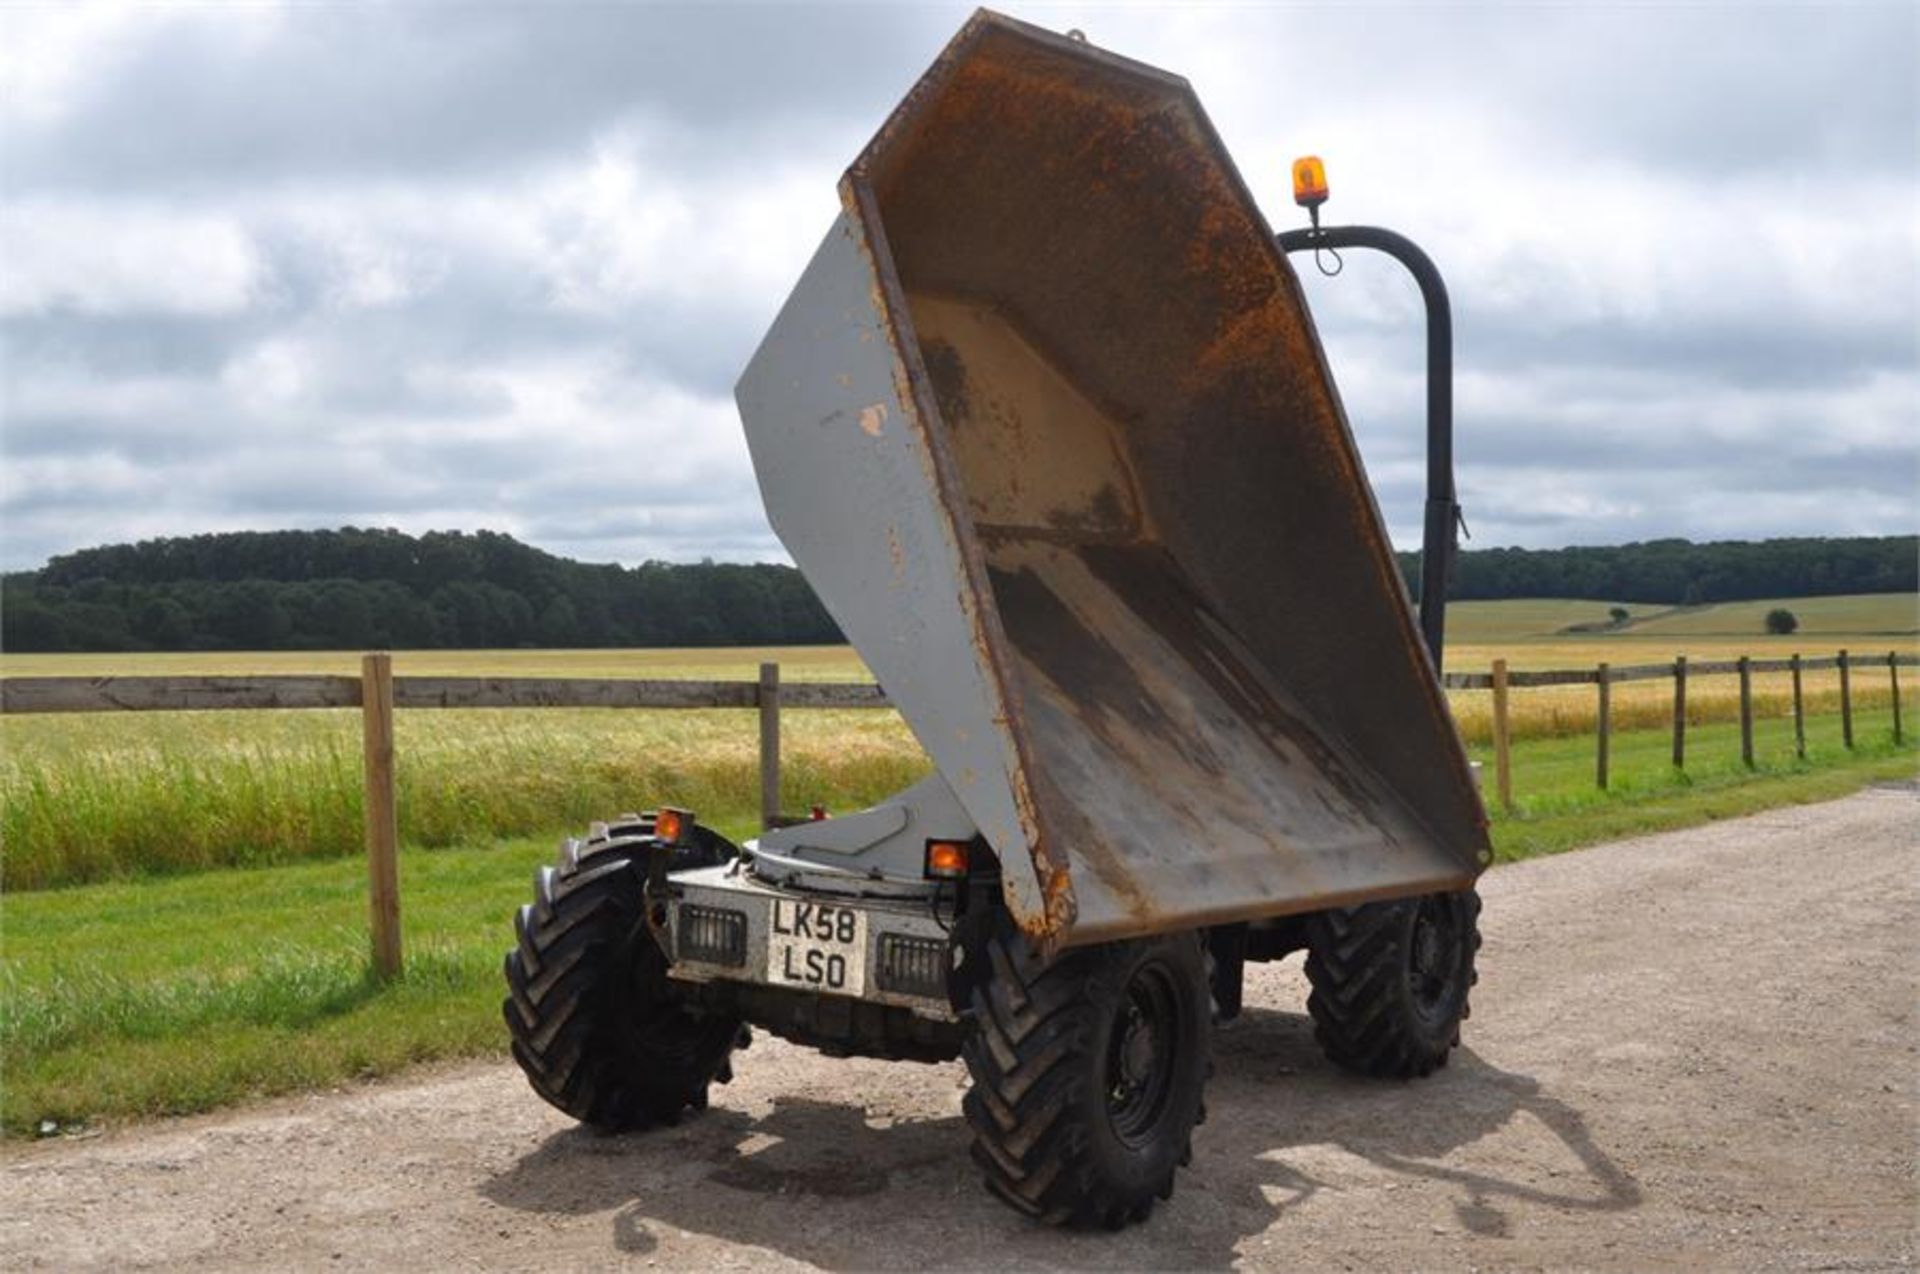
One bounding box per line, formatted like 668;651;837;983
482;1006;1638;1268
1207;1005;1643;1239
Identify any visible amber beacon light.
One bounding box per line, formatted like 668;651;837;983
1291;155;1329;209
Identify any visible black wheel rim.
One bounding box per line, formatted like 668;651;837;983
1105;961;1181;1148
619;920;697;1047
1407;896;1464;1024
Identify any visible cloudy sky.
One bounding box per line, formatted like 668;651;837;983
2;1;1914;572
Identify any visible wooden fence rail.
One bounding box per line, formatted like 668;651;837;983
4;650;1914;972
1434;652;1892;690
0;674;891;715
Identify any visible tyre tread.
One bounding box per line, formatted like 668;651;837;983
1304;889;1481;1079
502;827;739;1131
961;921;1208;1228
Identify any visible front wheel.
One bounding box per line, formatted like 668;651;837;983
503;820;743;1130
1304;888;1481;1079
962;918;1212;1228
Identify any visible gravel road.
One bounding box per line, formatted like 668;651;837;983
5;786;1916;1271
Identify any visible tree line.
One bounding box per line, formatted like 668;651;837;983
1;527;1912;653
1398;534;1915;605
1;529;841;653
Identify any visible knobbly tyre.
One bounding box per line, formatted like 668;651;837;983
505;10;1489;1229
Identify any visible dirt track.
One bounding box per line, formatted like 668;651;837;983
5;786;1916;1271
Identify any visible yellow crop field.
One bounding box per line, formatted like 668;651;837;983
1441;593;1915;746
3;594;1911;890
2;703;925;889
1;643;899;888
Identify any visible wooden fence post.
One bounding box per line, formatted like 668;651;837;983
1790;653;1806;759
1671;655;1688;770
1490;658;1513;812
1891;651;1904;745
360;653;402;981
1595;662;1611;791
759;662;782;831
1737;655;1754;769
1838;649;1853;749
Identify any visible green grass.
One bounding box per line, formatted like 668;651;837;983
3;707;1910;1138
1476;703;1913;858
1441;598;1651;642
1442;592;1915;646
2;839;554;1135
1621;593;1918;637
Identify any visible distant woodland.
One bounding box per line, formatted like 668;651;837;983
1;528;1913;653
1434;535;1914;606
1;529;838;653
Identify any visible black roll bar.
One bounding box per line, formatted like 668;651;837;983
1276;224;1458;667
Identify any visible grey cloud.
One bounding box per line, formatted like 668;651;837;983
2;313;249;380
1454;318;1914;393
2;412;233;462
12;4;958;194
1190;4;1915;178
1497;6;1917;176
2;2;1914;572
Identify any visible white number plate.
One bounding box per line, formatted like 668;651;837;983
767;899;867;996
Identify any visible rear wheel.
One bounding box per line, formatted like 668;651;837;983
503;819;743;1130
961;918;1211;1228
1304;888;1481;1079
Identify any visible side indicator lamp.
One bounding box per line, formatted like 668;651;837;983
924;839;971;881
653;807;694;846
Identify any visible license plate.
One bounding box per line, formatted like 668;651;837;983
767;898;867;996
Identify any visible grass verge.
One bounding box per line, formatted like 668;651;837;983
2;839;553;1138
2;714;1911;1138
1475;703;1912;858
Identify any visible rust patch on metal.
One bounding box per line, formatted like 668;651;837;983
909;294;1148;545
919;338;969;430
886;524;906;588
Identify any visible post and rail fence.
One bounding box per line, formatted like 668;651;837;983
4;650;1913;977
1461;650;1911;812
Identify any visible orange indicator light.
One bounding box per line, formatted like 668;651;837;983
925;840;970;880
653;807;692;845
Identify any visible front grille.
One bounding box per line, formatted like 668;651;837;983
876;932;948;999
678;904;747;967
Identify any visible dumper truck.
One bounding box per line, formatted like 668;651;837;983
504;10;1489;1228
